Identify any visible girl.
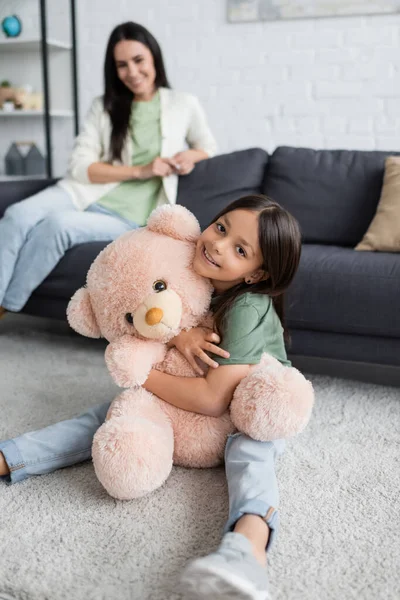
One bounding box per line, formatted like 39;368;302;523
0;195;302;600
0;21;216;319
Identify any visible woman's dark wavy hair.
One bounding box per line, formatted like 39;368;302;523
103;22;170;161
211;195;302;343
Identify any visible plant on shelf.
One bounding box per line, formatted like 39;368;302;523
0;80;15;108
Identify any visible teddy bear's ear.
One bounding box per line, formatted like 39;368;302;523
147;205;201;242
67;287;101;338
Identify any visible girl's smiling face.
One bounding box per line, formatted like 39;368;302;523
193;209;266;293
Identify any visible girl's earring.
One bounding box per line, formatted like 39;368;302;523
246;278;252;284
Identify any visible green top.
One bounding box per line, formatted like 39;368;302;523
211;292;291;367
98;91;162;226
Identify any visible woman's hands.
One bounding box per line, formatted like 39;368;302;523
88;150;207;183
169;327;230;376
137;151;196;179
137;157;174;179
168;151;196;175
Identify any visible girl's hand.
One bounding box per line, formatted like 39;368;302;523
169;327;230;375
169;151;195;176
138;157;173;179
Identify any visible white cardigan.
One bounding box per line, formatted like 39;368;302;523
58;87;217;210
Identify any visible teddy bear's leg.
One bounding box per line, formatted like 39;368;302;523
230;353;314;441
92;388;174;500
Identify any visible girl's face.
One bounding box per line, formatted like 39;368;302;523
193;209;266;293
114;40;156;101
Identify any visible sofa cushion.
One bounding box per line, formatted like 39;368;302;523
286;244;400;338
356;156;400;252
263;146;400;246
177;148;268;230
288;330;400;367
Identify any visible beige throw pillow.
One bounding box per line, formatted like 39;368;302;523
356;156;400;252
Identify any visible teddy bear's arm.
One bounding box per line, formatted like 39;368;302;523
105;335;166;388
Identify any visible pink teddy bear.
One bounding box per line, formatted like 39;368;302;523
67;205;314;500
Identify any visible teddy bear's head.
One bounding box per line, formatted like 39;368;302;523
67;205;213;343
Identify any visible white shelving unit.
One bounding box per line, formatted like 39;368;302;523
0;109;74;117
0;38;72;51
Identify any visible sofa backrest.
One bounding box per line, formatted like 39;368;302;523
178;148;268;230
262;146;400;247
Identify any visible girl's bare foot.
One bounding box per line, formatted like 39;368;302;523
0;452;10;476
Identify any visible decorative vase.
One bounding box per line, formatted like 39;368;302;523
2;15;22;38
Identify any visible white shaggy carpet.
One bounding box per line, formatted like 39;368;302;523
0;314;399;600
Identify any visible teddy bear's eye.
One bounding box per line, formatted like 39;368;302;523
153;280;167;293
125;313;134;324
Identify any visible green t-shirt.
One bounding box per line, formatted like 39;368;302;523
99;91;162;226
211;292;291;367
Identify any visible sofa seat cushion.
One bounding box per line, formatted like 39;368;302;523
287;245;400;338
178;148;268;230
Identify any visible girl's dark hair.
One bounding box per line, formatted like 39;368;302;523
103;22;170;161
211;195;302;343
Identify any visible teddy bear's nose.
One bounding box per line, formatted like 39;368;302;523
145;307;164;326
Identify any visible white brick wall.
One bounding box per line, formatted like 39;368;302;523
7;0;398;164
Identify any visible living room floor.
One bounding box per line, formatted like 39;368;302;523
0;314;398;600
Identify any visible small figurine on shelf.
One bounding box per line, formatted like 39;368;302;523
28;92;43;111
13;87;27;109
15;86;43;111
5;143;24;176
5;142;46;177
25;144;46;176
1;15;22;38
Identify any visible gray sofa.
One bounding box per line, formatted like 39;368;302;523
1;146;399;384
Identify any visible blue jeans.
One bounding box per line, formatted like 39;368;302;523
0;185;138;311
0;405;284;551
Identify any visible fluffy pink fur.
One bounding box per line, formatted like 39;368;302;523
92;388;174;499
230;354;314;440
105;337;166;388
66;288;101;338
67;205;314;501
147;204;200;242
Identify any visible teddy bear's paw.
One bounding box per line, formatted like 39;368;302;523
92;415;174;499
230;362;315;441
105;337;164;387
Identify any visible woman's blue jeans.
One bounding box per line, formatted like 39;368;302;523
0;404;284;551
0;185;138;311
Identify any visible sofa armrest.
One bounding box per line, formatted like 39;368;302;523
0;179;58;217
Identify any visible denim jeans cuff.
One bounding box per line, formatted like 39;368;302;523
223;501;280;553
0;439;28;484
1;301;20;312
